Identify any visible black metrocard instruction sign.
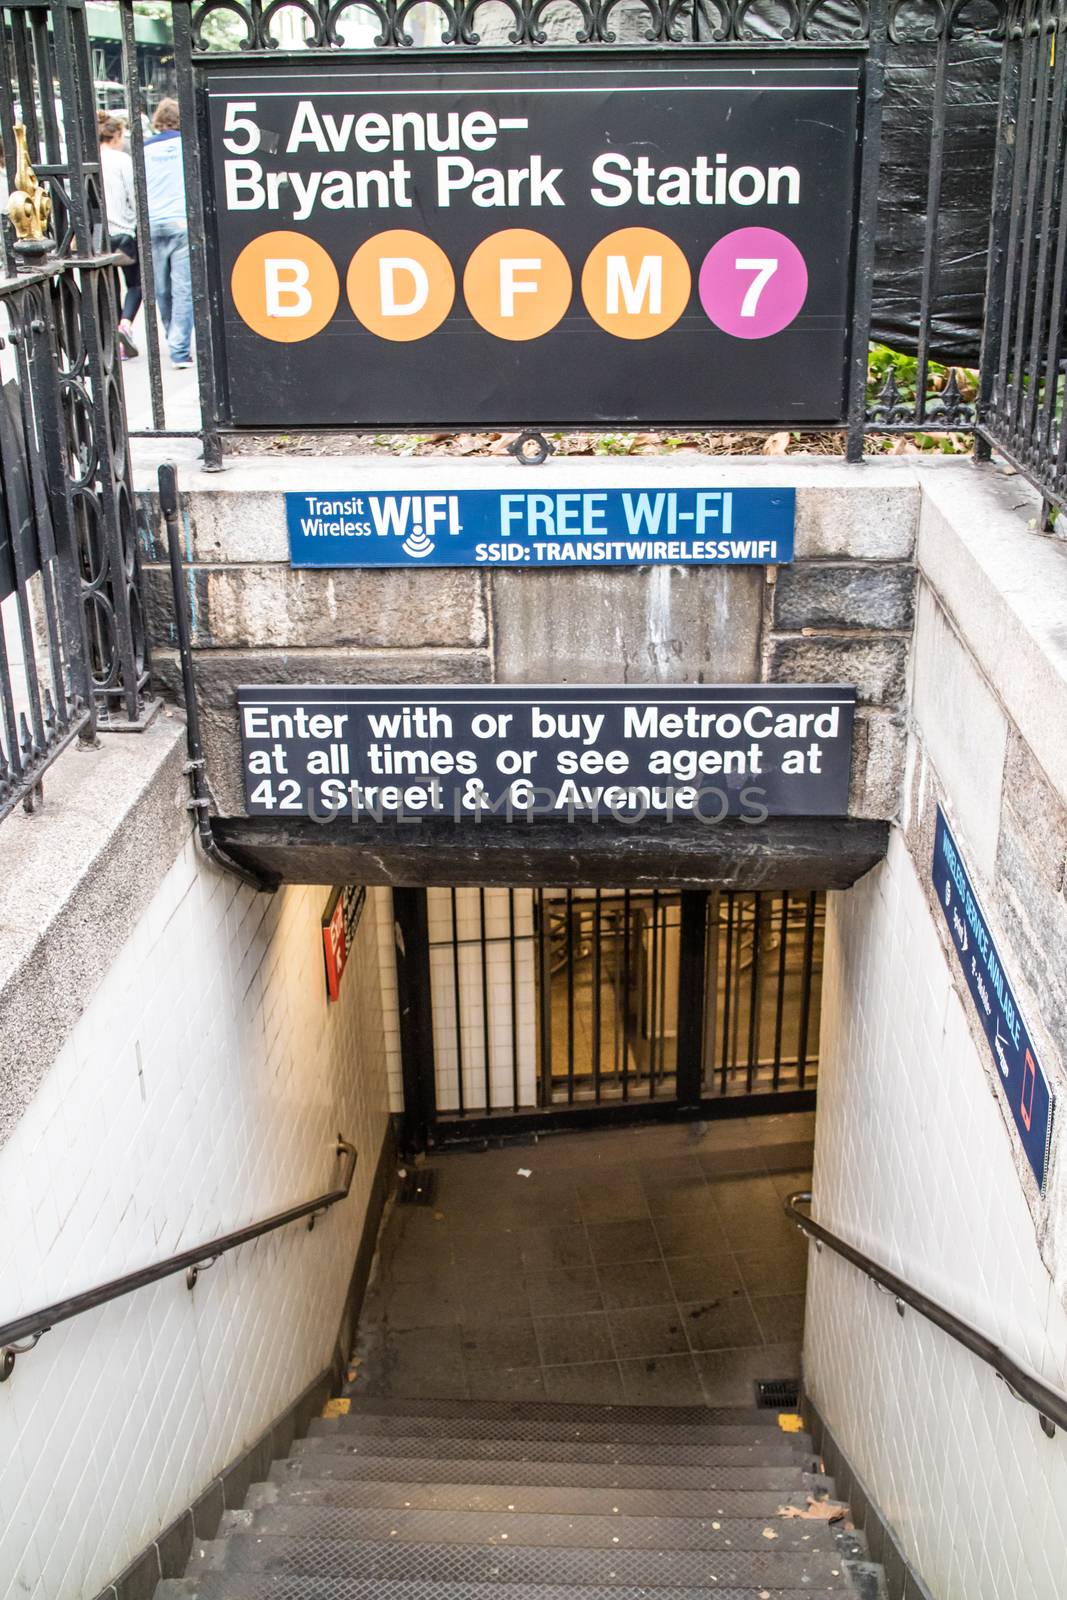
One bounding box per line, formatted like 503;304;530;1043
201;56;862;428
237;685;856;822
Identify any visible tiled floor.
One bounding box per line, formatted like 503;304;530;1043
353;1111;814;1408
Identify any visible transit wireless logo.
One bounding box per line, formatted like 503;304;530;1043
293;493;463;559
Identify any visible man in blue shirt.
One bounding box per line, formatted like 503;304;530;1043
143;99;192;368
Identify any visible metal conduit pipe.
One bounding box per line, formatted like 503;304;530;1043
158;462;278;896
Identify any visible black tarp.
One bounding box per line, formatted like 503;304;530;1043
873;37;1002;364
687;8;1003;364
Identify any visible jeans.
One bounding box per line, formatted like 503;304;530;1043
150;220;192;362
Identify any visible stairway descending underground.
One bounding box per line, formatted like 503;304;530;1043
158;1394;889;1600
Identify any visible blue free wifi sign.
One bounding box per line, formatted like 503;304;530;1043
286;486;794;569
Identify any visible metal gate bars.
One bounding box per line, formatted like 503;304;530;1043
394;886;824;1149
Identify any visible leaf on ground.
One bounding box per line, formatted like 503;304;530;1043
778;1497;850;1524
762;431;791;455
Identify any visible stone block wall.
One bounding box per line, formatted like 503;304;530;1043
135;452;920;820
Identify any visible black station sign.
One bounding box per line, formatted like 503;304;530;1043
237;684;856;822
202;56;861;428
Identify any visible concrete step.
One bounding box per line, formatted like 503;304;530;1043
215;1501;863;1558
158;1580;857;1600
246;1477;826;1520
339;1396;790;1429
291;1433;815;1469
272;1454;830;1492
311;1413;809;1448
187;1533;856;1588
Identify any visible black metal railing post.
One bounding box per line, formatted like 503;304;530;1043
974;0;1023;461
173;0;225;471
976;0;1067;525
50;0;153;727
846;0;888;462
119;0;166;432
675;890;708;1108
394;887;436;1154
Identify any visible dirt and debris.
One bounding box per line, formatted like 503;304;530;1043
223;427;973;460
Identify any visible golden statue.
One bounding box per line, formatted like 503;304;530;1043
7;123;52;248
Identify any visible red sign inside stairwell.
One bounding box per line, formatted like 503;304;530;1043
321;884;366;1002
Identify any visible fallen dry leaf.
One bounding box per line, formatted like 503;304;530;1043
778;1497;850;1524
762;431;791;455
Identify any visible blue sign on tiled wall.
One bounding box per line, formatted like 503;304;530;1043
933;807;1055;1190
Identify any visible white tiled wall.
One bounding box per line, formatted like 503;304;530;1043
0;836;392;1600
806;828;1067;1599
427;888;538;1111
372;886;404;1111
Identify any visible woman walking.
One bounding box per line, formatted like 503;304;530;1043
99;115;141;358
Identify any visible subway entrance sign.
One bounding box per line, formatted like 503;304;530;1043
236;684;856;822
202;56;861;429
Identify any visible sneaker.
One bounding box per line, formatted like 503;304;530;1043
172;357;193;369
117;319;138;358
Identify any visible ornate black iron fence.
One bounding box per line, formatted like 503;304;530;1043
34;0;1065;521
0;2;153;824
94;0;1067;521
0;272;93;822
90;0;1010;463
976;0;1067;527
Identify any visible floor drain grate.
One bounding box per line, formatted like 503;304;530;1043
755;1378;801;1410
396;1169;438;1207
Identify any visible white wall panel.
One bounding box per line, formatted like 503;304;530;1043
0;838;392;1600
806;830;1067;1600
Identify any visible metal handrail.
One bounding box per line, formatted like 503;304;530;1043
0;1137;358;1383
785;1191;1067;1440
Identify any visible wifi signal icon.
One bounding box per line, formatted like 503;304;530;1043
401;503;434;559
402;528;434;558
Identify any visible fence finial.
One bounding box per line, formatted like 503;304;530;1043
7;124;52;257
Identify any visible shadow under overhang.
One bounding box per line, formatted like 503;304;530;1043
211;815;890;890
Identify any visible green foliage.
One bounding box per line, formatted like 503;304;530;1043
867;342;978;408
